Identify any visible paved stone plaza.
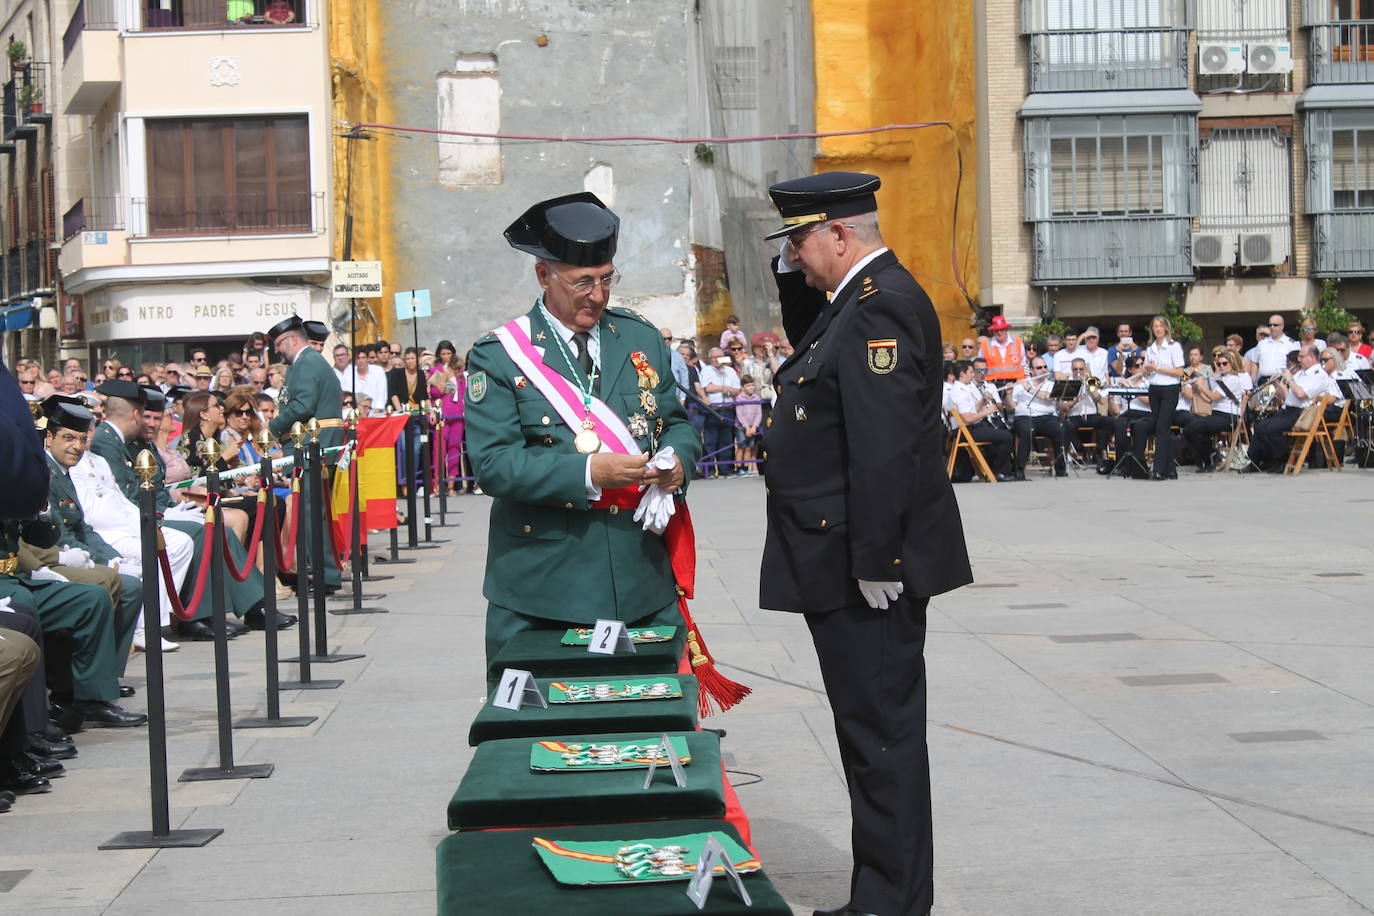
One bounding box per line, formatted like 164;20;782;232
3;470;1372;915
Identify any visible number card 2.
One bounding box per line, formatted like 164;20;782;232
492;668;547;711
588;619;637;656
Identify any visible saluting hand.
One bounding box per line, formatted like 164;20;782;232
591;453;650;489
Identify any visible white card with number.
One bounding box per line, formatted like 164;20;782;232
588;619;637;656
642;733;687;789
685;835;752;909
491;668;547;711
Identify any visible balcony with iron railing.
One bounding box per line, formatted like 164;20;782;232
1028;28;1192;91
134;0;310;32
4;247;21;299
1030;215;1195;284
130;190;323;237
63;196;125;241
1311;211;1374;275
1308;21;1374;84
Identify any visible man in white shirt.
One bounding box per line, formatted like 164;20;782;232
1253;314;1299;380
1329;332;1372;372
1008;358;1064;478
338;345;389;411
1246;344;1335;472
1063;358;1113;466
698;346;741;476
1079;326;1110;380
1052;331;1085;379
948;360;1013;480
330;344;352;389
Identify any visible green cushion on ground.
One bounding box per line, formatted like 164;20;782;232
468;675;700;746
490;627;686;679
435;819;791;915
448;730;724;830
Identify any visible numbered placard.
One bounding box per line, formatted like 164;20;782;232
684;834;752;909
492;668;548;711
588;619;638;656
642;733;688;789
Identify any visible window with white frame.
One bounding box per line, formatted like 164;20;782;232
1332;127;1374;207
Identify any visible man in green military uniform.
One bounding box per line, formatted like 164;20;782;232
266;314;344;588
465;192;701;672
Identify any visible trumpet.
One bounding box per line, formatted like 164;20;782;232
996;371;1050;392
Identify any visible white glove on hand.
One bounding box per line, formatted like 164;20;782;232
633;447;680;536
29;567;70;584
57;547;94;569
0;597;12;613
857;579;904;611
776;238;799;274
165;502;205;521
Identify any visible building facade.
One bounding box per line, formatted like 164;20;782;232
978;0;1373;340
54;0;334;367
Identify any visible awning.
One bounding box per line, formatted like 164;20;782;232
1020;89;1203;117
1;302;34;332
1299;85;1374;111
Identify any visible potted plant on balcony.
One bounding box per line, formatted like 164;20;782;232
6;40;27;73
18;83;41;114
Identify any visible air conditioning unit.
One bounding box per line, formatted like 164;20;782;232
1199;43;1246;75
1239;232;1286;267
1247;42;1294;74
1192;233;1236;268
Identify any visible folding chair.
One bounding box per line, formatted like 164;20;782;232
1283;395;1338;475
945;410;997;483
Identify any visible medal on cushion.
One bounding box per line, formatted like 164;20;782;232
574;416;602;454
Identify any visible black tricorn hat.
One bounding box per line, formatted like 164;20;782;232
304;320;330;343
43;395;95;432
505;192;619;266
141;386;168;411
266;314;305;344
94;378;148;405
764;171;882;240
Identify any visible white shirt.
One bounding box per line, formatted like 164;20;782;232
1203;372;1251;416
1010;377;1056;418
1052;346;1084;378
338;364;389;411
948;380;984;419
1284;364;1335;408
1066;380;1101;418
71;452;142;538
1081;346;1110;380
1143;340;1185;387
1256;335;1299;376
1111;375;1149;414
698;364;741;405
1345;351;1372;371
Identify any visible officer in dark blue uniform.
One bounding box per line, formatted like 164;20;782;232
758;173;972;916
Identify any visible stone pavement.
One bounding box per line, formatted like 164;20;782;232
3;470;1373;915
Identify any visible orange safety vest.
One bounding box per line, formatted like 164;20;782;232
980;336;1026;380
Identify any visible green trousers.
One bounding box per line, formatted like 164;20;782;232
164;519;267;619
0;576;120;702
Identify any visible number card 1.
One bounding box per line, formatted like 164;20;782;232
685;834;752;909
588;619;637;656
492;668;548;711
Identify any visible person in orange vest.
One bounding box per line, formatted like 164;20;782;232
980;315;1026;381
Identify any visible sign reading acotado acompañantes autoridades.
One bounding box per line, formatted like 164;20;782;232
330;260;384;298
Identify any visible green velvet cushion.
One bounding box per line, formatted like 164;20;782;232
468;675;700;746
490;626;686;679
448;730;724;830
435;819;791;915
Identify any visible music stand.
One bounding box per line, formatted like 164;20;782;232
1050;380;1082;400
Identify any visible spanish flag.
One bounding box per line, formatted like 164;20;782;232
331;415;410;558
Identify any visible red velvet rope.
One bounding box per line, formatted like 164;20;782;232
159;509;217;621
276;471;302;571
221;490;269;582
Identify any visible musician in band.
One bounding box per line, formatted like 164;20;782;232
1137;315;1185;480
1008;358;1065;479
1063;358;1112;464
1101;355;1152;477
1245;344;1337;473
1182;348;1252;471
948;360;1014;481
1253;314;1299;382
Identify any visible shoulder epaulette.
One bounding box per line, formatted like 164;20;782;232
607;306;653;327
857;274;881;301
473;331;499;344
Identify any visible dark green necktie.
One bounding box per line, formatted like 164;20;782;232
573;331;593;378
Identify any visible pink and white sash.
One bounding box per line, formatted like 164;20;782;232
493;315;642;456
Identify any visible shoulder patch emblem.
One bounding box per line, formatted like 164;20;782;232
867;339;898;375
468;372;487;403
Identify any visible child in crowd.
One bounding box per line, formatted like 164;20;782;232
734;375;762;476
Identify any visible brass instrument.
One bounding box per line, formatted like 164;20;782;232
1251;370;1289;417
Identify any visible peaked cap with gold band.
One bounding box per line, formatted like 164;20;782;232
764;171;882;240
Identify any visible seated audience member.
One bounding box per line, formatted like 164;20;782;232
947;359;1013;481
265;0;297;24
1182;348;1252;471
1107;323;1138;376
1347;321;1371;359
1079;327;1110;380
1246;344;1336;473
1329;332;1372;372
1008;358;1064;479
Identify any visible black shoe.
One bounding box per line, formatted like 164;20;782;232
0;797;9;812
11;750;64;779
119;684;136;698
177;619;217;641
813;906;852;916
0;757;52;795
1054;466;1067;477
48;702;85;735
244;608;297;631
43;723;74;745
1013;469;1026;481
225;619;250;637
0;789;15;804
996;472;1016;482
25;736;76;761
73;700;148;728
1096;462;1112;475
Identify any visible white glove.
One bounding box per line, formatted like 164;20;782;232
632;447;680;536
165;502;204;521
28;567;70;584
776;238;799;274
857;579;904;611
57;547;94;569
0;597;12;613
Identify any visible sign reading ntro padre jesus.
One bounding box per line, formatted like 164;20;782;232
331;261;384;298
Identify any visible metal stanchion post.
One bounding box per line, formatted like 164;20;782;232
399;413;439;552
436;414;449;527
280;422;341;690
332;408;388;617
237;432;317;728
298;419;362;662
180;442;273;782
102;452;223;848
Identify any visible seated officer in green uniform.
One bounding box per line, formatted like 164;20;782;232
465;192;701;671
266;314;344;589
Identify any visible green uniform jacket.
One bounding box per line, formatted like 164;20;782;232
269;346;344;452
465;303;701;624
45;454;122;566
90;422;139;500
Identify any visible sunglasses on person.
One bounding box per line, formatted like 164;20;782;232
117;369;133;378
1268;322;1283;328
230;407;255;416
960;344;976;350
727;346;743;352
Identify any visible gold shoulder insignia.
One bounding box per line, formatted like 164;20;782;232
858;287;881;301
608;306;653;327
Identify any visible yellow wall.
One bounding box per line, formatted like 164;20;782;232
811;0;979;346
329;0;394;340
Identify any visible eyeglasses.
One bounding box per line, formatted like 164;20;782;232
961;344;976;350
18;378;34;385
1032;364;1047;370
117;370;133;378
192;356;207;362
551;268;620;296
727;346;743;352
662;336;673;342
783;223;827;249
1268;322;1283;327
1321;356;1335;362
1349;329;1365;336
231;408;255;416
